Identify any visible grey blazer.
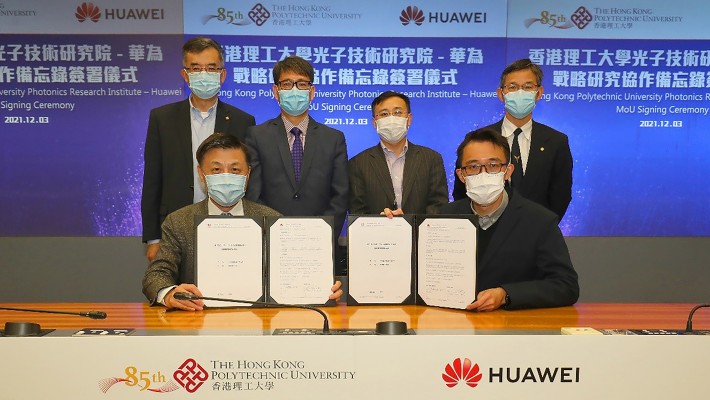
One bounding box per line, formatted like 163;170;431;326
142;198;281;303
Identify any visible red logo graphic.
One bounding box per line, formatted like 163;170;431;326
400;6;424;26
173;358;208;393
570;6;593;29
442;358;482;388
248;3;270;26
75;2;100;23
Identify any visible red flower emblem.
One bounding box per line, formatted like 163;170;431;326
75;2;101;23
442;357;482;388
400;6;424;26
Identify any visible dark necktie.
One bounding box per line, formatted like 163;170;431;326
510;128;524;187
291;127;303;184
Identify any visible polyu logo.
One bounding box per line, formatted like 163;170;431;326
75;2;100;22
400;5;424;26
442;358;482;388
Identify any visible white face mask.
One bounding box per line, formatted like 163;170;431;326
375;115;408;144
464;171;507;206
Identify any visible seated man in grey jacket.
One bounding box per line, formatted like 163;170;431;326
142;133;342;310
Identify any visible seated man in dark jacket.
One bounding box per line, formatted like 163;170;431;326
440;128;579;311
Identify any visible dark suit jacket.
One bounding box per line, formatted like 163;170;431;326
142;199;281;303
244;116;348;234
439;190;579;310
452;120;573;220
141;99;255;242
348;142;448;215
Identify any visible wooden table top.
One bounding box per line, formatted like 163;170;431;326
2;302;709;332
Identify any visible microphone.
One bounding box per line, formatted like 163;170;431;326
684;304;710;333
0;306;107;319
173;292;330;334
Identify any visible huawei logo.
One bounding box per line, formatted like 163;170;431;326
442;358;482;388
75;2;100;22
400;5;424;26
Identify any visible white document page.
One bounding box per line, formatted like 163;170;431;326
417;218;476;309
196;218;263;308
269;218;333;305
348;217;413;304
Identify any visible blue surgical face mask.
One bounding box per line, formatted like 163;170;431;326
503;90;538;119
205;173;247;207
278;88;310;116
188;71;221;100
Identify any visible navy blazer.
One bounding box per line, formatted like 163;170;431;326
141;99;255;242
452;120;573;220
440;190;579;310
245;116;348;234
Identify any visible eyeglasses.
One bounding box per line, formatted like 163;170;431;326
184;65;223;73
277;79;312;90
501;83;539;92
458;162;509;176
374;109;408;119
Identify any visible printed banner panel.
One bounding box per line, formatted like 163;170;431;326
507;0;708;39
0;0;183;34
1;335;708;398
183;0;507;38
507;38;710;235
1;0;708;236
0;34;185;235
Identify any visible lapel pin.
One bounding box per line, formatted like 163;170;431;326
540;147;545;152
225;116;230;120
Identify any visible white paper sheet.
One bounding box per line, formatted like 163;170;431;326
348;217;413;304
196;217;264;308
268;218;333;305
417;218;476;309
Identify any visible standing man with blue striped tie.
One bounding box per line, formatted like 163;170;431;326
244;56;348;236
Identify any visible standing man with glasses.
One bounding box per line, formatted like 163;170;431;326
142;37;256;262
452;59;573;222
245;56;348;235
441;128;578;311
349;91;448;216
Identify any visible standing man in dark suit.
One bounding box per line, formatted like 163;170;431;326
441;128;578;311
452;59;573;221
349;91;448;216
245;56;348;234
142;37;255;262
